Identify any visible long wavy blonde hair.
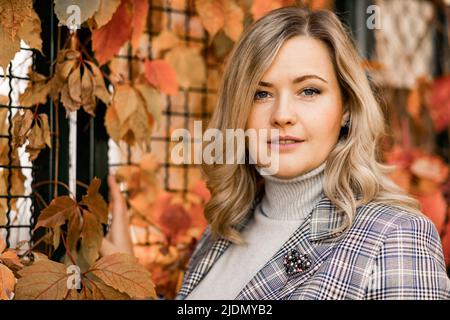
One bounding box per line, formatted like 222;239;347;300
201;6;422;245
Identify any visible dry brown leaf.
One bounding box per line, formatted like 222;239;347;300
104;104;121;142
80;177;108;224
15;259;69;299
0;0;33;39
19;72;50;106
79;210;103;269
0;264;15;300
17;9;42;53
88;278;131;300
33;196;79;231
11;109;33;149
88;252;156;299
0;24;20;72
85;61;110;104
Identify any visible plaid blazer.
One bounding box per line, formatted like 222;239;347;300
175;193;450;300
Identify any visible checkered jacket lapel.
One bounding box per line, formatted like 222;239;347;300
175;193;346;300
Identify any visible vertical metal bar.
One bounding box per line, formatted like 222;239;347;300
6;62;14;248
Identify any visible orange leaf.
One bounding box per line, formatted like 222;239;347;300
88;253;156;299
417;190;448;234
427;76;450;132
131;0;149;49
92;0;133;65
144;59;179;96
0;264;15;300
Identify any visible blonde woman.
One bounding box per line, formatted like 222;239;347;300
106;7;450;299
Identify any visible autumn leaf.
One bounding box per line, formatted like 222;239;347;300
105;83;157;146
87;252;156;299
91;0;121;29
144;59;179;96
151;28;181;58
135;83;163;128
0;0;33;39
54;0;101;27
11;109;33;150
81;177;109;224
251;0;295;21
131;0;149;50
0;24;20;72
92;0;133;65
33;196;79;231
78;210;103;269
410;154;449;184
14;259;69;299
165;46;206;88
195;0;243;42
416;190;448;234
19;72;50;106
0;238;24;269
25;113;52;161
195;0;225;40
88;278;131;299
427;75;450;132
0;264;15;300
17;9;42;53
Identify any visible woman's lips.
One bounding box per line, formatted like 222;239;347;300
267;136;305;151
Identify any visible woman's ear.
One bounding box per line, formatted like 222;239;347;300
341;108;350;126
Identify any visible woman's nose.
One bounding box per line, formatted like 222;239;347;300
270;96;297;128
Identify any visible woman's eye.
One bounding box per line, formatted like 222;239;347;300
254;91;270;101
300;87;321;97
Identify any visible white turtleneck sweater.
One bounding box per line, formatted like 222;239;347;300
185;161;326;300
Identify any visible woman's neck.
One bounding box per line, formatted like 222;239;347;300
259;161;326;220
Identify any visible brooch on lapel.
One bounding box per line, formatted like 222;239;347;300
283;249;312;276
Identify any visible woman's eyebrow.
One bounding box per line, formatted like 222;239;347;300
258;74;328;87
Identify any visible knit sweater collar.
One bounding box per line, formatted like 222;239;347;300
259;161;326;220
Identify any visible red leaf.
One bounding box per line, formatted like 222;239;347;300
144;59;179;96
417;190;448;234
131;0;149;49
427;76;450;132
92;0;133;65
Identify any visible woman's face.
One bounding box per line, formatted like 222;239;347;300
246;35;346;178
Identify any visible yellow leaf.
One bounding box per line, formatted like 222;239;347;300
88;253;156;299
195;0;225;40
165;46;206;88
223;0;243;42
135;83;162;129
113;84;139;125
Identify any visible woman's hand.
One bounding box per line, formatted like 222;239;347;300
99;175;134;256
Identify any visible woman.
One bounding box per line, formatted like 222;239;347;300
107;7;450;299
